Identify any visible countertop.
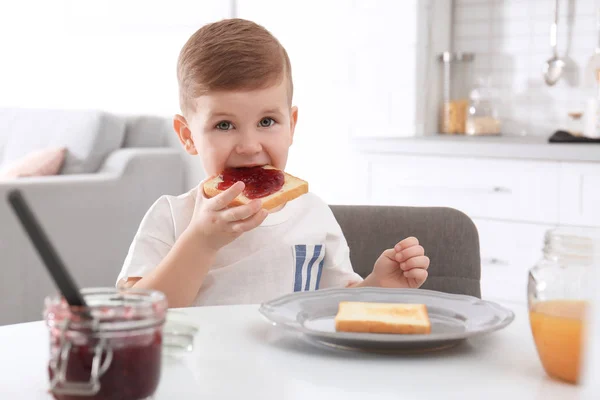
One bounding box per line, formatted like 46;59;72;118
352;135;600;163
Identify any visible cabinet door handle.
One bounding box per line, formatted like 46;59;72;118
482;257;510;266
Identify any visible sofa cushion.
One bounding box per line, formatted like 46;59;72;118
122;115;171;148
0;147;66;179
0;108;126;174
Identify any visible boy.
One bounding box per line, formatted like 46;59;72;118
116;18;430;308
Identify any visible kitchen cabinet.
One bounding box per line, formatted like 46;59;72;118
474;219;552;305
559;162;600;227
368;155;560;223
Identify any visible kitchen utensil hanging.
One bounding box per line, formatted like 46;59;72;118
543;0;566;86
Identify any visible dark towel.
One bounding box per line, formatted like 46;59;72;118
549;130;600;143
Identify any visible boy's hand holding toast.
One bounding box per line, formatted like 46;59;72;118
189;181;268;251
192;165;308;251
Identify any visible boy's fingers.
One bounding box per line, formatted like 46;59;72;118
209;181;245;211
230;209;269;233
221;200;262;222
403;269;428;287
400;256;430;271
381;248;396;261
394;236;419;252
395;245;425;262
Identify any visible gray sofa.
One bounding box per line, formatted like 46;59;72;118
0;108;187;325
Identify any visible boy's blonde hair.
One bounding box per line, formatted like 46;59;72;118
177;18;293;114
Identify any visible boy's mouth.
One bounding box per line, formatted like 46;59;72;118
226;163;269;170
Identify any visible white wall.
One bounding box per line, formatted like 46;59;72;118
453;0;599;136
236;0;450;204
0;0;230;115
236;0;369;204
0;0;231;189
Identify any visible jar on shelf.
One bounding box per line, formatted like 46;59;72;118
527;227;599;384
44;288;167;400
465;77;501;136
438;51;475;134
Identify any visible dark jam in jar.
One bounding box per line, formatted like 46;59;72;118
48;329;162;400
217;166;284;199
45;289;167;400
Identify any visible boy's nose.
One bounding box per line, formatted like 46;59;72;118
235;134;262;155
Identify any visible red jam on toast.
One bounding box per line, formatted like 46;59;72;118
217;166;284;199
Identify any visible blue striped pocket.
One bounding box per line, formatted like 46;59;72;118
293;244;325;292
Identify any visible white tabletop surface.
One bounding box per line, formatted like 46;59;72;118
0;303;587;400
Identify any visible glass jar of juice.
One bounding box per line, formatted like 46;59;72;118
44;288;167;400
528;227;599;384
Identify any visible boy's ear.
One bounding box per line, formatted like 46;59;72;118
173;114;197;155
289;106;298;145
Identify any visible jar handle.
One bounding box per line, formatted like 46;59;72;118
49;320;113;397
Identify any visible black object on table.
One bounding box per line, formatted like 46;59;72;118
549;130;600;143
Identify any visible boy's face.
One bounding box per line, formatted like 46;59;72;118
174;80;298;178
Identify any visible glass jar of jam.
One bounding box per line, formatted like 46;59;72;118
527;227;599;384
44;288;167;400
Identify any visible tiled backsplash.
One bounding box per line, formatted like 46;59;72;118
453;0;599;136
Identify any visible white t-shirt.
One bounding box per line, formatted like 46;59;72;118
116;189;364;306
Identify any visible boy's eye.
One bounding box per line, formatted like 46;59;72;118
258;117;275;127
216;121;233;130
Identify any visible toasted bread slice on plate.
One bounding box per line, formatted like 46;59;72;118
334;301;431;334
203;165;308;210
259;287;515;352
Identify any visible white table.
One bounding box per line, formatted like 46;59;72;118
0;303;585;400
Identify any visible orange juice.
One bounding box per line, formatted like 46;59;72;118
529;300;588;384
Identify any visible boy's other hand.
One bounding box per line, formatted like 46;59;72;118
365;237;429;289
188;181;268;251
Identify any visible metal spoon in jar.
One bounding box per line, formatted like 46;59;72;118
543;0;565;86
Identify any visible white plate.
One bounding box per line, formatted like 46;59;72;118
259;288;515;353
